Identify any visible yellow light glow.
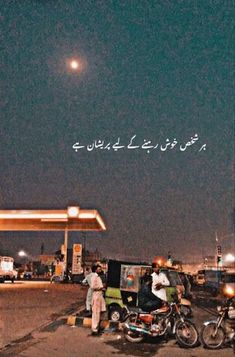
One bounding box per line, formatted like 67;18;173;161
70;60;79;70
224;285;235;297
18;250;27;257
66;57;87;74
225;253;235;263
153;256;166;267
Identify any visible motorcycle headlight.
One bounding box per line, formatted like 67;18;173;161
217;306;222;312
224;285;235;298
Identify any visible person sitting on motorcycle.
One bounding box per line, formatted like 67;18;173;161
138;275;163;312
151;262;170;302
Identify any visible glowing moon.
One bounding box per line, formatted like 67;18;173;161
70;60;80;70
66;57;86;74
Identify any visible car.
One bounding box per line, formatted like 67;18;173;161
23;271;33;279
0;256;16;283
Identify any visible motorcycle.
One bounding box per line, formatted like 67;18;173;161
201;288;235;350
122;295;199;348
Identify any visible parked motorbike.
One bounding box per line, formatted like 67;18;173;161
122;295;199;348
201;289;235;350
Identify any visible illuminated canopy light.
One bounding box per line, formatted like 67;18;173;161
0;212;67;219
67;206;80;218
78;211;106;230
0;208;106;231
79;212;95;219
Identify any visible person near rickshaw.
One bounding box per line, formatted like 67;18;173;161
90;264;106;336
82;266;96;315
151;262;170;302
138;275;163;312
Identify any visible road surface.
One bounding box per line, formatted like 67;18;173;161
0;283;233;356
0;280;86;348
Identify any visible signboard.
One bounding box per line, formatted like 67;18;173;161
72;244;83;274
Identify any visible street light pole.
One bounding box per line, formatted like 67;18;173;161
215;231;218;269
64;227;68;277
82;232;86;268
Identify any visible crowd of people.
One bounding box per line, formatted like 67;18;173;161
83;262;170;336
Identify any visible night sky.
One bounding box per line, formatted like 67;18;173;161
1;1;234;262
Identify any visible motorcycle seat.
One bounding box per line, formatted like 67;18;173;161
152;305;170;314
131;307;146;313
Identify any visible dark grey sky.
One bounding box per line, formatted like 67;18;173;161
1;1;234;262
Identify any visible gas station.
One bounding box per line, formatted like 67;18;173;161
0;206;106;276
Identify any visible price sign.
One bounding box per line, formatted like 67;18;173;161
72;244;83;274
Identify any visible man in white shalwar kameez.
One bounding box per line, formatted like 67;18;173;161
90;265;106;335
151;262;170;302
82;266;96;313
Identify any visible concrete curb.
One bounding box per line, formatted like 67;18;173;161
67;315;121;332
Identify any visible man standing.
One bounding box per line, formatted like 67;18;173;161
82;266;96;314
138;275;163;311
151;262;170;302
90;264;106;336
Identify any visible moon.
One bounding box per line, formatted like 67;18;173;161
66;57;86;74
70;60;80;70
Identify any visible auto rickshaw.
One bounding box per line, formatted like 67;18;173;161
105;260;192;321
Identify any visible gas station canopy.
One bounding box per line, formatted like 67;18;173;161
0;206;106;231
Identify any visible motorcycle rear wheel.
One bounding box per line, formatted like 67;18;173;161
200;322;225;349
175;319;199;348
